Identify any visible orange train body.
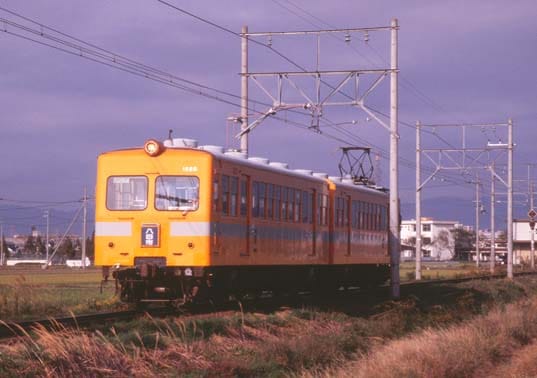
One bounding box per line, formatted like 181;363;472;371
95;140;390;304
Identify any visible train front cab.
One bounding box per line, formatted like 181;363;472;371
95;143;214;304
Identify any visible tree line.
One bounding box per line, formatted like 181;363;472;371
2;232;95;261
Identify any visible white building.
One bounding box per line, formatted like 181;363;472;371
400;218;460;261
513;220;537;264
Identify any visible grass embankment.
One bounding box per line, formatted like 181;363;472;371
332;292;537;377
400;261;503;281
0;267;121;321
2;277;537;376
0;261;484;322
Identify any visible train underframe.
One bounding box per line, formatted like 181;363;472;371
105;263;391;306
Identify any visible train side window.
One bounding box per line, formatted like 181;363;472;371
258;182;266;218
377;205;381;230
288;188;295;222
322;194;328;226
267;184;273;219
221;175;230;215
252;182;259;217
371;204;374;230
344;197;350;227
339;197;345;227
355;201;360;229
213;175;219;212
294;190;301;223
363;202;369;230
334;197;340;227
240;179;247;216
106;176;148;211
308;192;314;224
282;187;288;221
230;176;238;216
352;200;357;228
358;201;364;230
274;185;281;220
356;201;361;229
367;203;372;230
336;197;343;227
302;191;309;223
379;205;383;229
317;193;322;225
371;203;377;231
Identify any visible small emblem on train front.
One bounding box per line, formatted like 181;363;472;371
141;224;160;247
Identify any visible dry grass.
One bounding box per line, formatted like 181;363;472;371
2;277;537;376
328;297;537;378
489;340;537;378
0;309;386;377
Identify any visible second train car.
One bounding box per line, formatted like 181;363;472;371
94;138;390;304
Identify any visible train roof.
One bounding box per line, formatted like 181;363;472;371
102;138;388;197
166;138;388;197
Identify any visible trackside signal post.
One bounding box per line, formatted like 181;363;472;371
239;19;401;298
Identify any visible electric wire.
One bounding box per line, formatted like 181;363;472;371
0;9;318;122
271;0;498;189
157;2;454;175
0;17;325;136
2;5;499;194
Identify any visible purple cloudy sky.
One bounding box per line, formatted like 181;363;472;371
0;0;536;231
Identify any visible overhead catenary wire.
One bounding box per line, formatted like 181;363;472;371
155;2;459;173
0;18;328;135
269;0;499;190
1;5;498;195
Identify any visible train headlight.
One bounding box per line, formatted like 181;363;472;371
144;139;164;157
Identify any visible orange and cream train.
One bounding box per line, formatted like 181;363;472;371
95;138;390;304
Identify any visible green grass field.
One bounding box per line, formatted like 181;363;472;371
0;262;501;322
399;261;483;281
0;266;122;321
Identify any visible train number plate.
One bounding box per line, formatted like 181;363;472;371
141;224;160;247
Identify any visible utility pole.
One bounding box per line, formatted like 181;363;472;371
507;118;513;279
389;18;400;298
415;121;422;280
240;25;249;154
82;188;87;270
0;223;3;267
490;165;496;273
475;178;480;268
44;210;50;263
531;182;535;269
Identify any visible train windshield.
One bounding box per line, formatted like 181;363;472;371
106;176;148;210
155;176;199;211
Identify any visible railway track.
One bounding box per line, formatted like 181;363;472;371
2;269;536;341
